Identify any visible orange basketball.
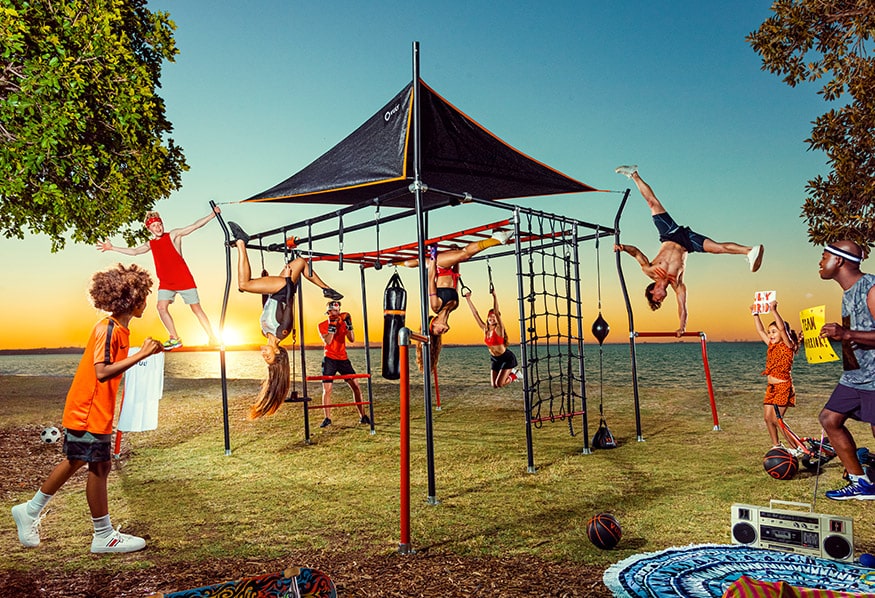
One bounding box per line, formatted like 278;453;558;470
763;447;798;480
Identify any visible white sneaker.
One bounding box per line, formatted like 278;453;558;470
747;245;764;272
615;164;638;178
12;502;44;548
91;526;146;553
491;230;513;245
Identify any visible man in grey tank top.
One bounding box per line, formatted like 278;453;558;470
818;240;875;500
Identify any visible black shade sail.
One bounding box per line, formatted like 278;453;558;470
245;80;597;207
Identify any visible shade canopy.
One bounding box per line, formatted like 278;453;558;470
245;80;597;208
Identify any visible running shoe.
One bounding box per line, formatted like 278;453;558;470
826;478;875;501
320;418;332;428
322;288;343;301
614;164;638;178
228;221;250;245
91;527;146;553
163;338;183;351
360;415;371;425
11;503;44;548
427;243;438;261
747;245;764;272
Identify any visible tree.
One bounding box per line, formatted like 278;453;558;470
0;0;187;251
747;0;875;249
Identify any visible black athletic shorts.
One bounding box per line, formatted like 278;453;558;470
490;349;518;372
322;357;356;383
63;430;112;463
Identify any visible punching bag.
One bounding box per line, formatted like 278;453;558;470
381;272;406;380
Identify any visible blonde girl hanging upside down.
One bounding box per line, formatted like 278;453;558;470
464;289;521;387
229;223;343;418
752;299;802;453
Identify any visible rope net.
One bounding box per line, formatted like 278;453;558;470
519;213;586;434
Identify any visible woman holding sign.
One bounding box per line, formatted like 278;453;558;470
751;300;801;452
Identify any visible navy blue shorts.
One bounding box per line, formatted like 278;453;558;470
652;211;708;253
490;349;518;372
63;430;112;463
824;383;875;425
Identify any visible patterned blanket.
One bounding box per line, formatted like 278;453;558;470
603;544;875;598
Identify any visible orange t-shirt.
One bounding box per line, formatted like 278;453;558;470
62;317;130;435
318;318;349;361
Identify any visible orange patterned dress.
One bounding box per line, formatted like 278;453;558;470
762;342;796;407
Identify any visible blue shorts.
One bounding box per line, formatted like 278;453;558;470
490;349;518;372
652;211;708;253
157;288;200;304
824;383;875;425
63;430;112;463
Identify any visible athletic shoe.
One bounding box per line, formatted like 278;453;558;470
360;415;371;425
491;230;513;245
12;503;44;548
285;236;299;249
228;221;250;245
788;447;805;458
163;338;183;351
427;243;438;261
747;244;764;272
826;478;875;501
322;288;343;301
615;164;638;178
319;417;332;428
91;527;146;553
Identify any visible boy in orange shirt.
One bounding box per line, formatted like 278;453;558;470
11;264;163;553
317;300;368;428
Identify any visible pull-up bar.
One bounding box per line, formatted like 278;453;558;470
632;331;720;432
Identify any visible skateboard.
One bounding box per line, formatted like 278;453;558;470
149;566;336;598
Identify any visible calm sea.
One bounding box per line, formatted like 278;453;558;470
0;342;843;397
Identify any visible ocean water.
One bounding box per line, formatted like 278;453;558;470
0;342;843;397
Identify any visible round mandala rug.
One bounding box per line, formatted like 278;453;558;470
603;544;874;597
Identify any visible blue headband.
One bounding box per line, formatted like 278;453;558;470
826;244;862;263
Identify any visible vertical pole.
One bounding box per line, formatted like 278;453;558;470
411;41;438;504
360;265;376;432
613;190;644;442
210;200;233;456
298;280;312;443
398;329;412;554
699;333;721;430
513;211;536;473
571;225;590;454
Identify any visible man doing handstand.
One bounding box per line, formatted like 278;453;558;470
613;165;764;336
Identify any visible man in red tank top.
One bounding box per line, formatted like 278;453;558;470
97;207;220;349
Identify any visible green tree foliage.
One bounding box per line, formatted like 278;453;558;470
0;0;187;251
747;1;875;248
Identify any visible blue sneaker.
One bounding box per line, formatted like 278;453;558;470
826;478;875;501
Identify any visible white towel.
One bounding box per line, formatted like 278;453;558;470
118;349;165;432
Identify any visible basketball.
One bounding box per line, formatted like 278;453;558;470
763;447;798;480
586;512;622;550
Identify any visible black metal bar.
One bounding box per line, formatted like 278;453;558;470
360;265;376;432
571;226;590;454
210;200;233;456
514;210;536;473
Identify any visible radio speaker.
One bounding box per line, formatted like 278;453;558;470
730;501;853;562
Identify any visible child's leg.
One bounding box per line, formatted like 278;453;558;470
321;382;333;420
40;458;87;496
763;404;781;446
85;461;112;519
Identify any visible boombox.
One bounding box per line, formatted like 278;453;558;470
731;501;854;562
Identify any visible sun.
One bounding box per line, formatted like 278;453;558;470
219;326;245;347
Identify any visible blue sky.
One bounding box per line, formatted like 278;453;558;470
0;1;842;349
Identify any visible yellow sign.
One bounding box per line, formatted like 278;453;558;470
799;306;839;364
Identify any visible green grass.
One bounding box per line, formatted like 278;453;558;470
4;374;875;577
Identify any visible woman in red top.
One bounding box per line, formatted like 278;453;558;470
752;300;801;451
464;290;521;388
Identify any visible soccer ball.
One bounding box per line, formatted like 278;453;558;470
40;426;61;444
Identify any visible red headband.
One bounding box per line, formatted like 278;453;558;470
145;216;162;228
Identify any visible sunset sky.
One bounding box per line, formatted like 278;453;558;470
0;1;845;350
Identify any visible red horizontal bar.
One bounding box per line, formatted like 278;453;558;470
308;401;371;410
305;373;371;381
635;331;705;338
529;410;586;424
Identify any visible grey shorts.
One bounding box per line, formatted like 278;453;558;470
63;430;112;463
157;288;200;304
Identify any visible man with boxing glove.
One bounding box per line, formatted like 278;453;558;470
317;301;369;428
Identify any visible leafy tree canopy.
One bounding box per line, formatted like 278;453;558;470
747;0;875;249
0;0;187;251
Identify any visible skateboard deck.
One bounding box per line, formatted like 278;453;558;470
149;566;336;598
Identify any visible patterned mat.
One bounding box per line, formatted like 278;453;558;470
603;544;875;598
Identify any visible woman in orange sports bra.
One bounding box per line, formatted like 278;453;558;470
752;300;802;453
464;289;521;387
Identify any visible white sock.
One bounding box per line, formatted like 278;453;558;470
92;514;112;537
27;490;53;517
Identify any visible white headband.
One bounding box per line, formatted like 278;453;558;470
826;244;862;263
